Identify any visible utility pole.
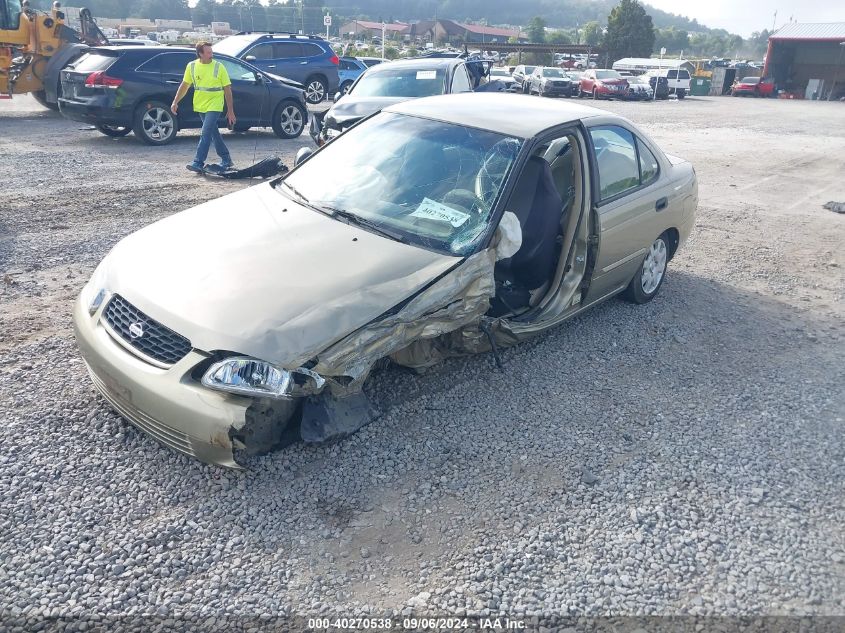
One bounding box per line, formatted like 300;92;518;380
771;10;777;33
382;21;386;60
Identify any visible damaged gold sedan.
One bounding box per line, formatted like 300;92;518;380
73;93;697;468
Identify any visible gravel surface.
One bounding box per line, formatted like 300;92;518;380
1;94;843;627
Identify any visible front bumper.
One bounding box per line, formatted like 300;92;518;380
72;293;249;468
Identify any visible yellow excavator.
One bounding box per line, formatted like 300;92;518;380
1;0;108;109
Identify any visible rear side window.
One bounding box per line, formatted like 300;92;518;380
71;53;118;73
637;140;659;184
273;42;303;58
301;43;324;58
667;70;677;79
339;59;357;71
451;65;472;93
159;53;193;75
679;70;690;79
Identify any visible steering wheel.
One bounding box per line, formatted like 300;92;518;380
442;189;487;215
475;138;521;206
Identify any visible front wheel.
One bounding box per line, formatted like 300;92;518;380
132;101;177;145
304;76;328;104
272;100;307;139
97;124;131;137
622;234;669;304
592;88;598;100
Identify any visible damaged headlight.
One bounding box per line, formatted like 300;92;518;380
202;357;292;399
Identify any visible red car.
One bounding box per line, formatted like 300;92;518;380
578;69;629;99
732;76;776;97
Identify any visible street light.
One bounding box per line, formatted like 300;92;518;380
829;41;845;102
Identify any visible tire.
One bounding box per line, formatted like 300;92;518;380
272;100;306;139
592;88;598;100
676;88;686;100
303;76;327;104
232;124;251;133
622;233;669;304
339;80;353;95
132;101;177;145
32;90;59;111
97;124;131;137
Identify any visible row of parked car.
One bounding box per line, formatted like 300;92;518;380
502;65;681;101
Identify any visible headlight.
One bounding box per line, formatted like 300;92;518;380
81;261;109;315
202;357;292;399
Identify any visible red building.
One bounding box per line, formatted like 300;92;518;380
763;22;845;99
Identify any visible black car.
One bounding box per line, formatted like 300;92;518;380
58;46;309;145
310;56;501;146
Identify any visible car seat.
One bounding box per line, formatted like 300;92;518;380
497;155;564;292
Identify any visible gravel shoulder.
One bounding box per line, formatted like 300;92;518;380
1;94;843;623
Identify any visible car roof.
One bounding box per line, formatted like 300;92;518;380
385;93;606;138
373;57;460;71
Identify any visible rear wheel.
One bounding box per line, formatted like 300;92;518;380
272;100;306;139
339;80;353;95
132;101;177;145
622;234;669;304
97;124;131;137
676;88;686;99
304;76;327;104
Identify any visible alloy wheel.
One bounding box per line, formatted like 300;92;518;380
641;237;668;294
141;107;174;142
279;105;303;136
305;80;325;103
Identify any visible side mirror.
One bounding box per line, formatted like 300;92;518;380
295;147;314;167
333;91;342;102
244;55;257;62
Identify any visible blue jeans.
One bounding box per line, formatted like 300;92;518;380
193;111;231;166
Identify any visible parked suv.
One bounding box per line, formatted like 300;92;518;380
213;33;339;104
511;64;535;93
646;68;691;98
525;66;578;97
58;47;308;145
578;69;629;99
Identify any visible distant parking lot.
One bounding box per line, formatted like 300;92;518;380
1;94;843;624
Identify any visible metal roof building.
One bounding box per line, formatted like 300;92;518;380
763;22;845;99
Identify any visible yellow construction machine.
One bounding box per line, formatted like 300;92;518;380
1;0;107;109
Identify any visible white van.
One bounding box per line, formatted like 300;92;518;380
646;68;691;97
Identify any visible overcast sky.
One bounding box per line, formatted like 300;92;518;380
645;0;843;37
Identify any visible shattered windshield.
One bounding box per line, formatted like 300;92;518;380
281;112;523;256
351;66;447;97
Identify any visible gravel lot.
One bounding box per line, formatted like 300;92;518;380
1;93;843;627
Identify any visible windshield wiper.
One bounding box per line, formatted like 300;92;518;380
279;180;310;205
321;205;409;244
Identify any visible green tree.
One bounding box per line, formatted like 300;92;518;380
546;30;572;45
191;0;214;26
604;0;655;63
581;21;602;46
526;16;546;43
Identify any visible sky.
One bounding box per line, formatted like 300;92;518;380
645;0;844;37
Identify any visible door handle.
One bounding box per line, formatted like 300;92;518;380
267;65;276;68
655;197;668;211
165;80;180;84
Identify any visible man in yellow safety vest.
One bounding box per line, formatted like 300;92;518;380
171;42;237;173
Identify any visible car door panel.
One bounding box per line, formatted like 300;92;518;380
215;58;268;125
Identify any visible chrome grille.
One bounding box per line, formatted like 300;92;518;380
103;294;191;366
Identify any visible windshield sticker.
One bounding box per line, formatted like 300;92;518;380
416;70;438;80
411;198;471;228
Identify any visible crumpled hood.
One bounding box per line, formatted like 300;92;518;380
325;96;409;127
101;183;460;369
